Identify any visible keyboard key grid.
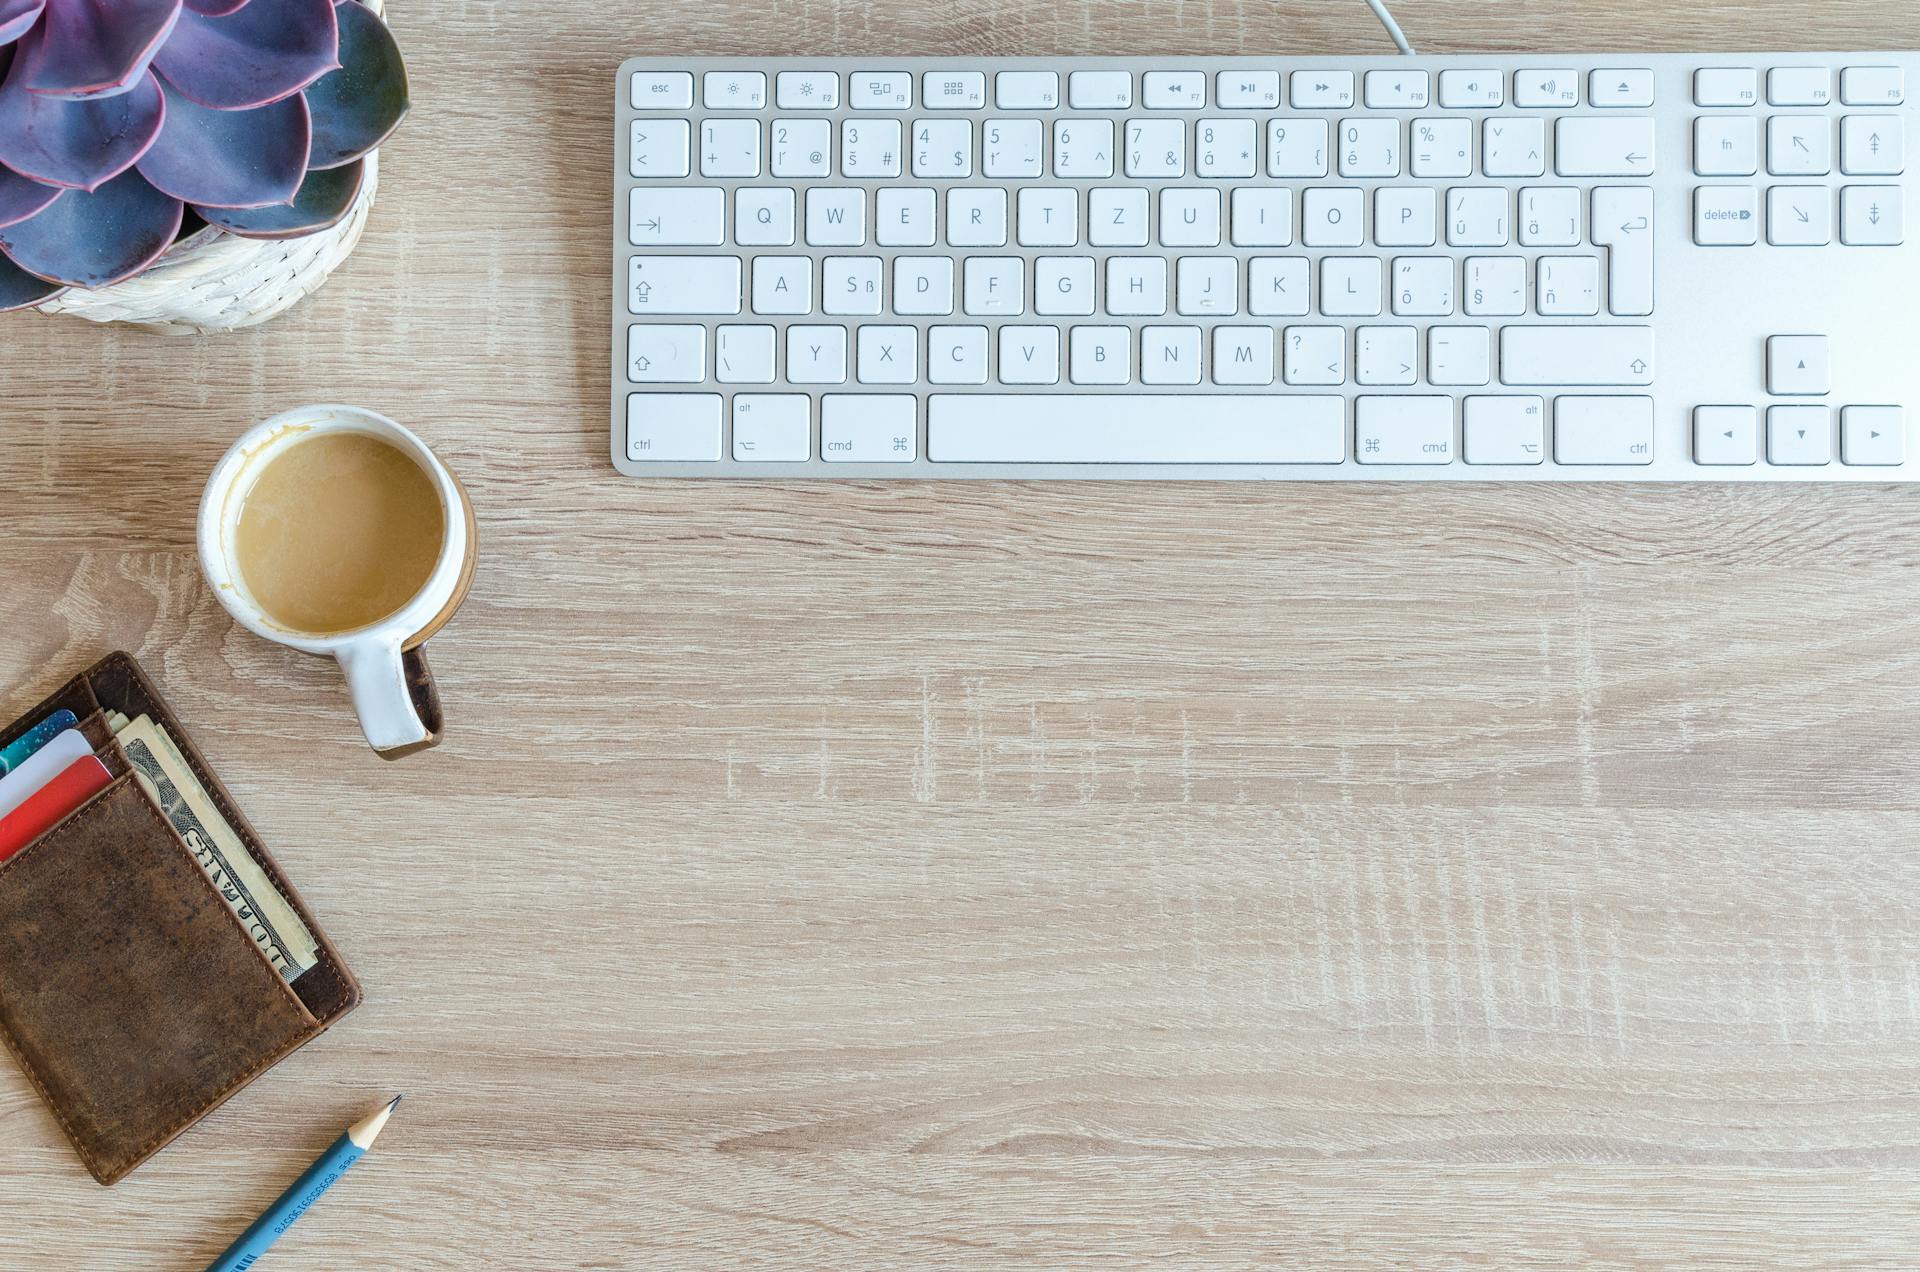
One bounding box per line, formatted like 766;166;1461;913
613;55;1919;480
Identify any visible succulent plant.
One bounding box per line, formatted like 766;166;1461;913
0;0;408;311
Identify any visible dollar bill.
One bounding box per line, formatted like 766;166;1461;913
115;714;319;982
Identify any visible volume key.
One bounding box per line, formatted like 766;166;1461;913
1592;186;1654;316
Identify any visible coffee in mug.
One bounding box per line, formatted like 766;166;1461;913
199;406;476;757
233;432;446;637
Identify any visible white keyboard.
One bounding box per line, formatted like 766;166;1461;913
610;54;1919;480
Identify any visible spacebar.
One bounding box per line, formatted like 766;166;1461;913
927;394;1347;464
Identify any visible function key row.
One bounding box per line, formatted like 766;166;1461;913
1695;64;1904;107
634;67;1677;114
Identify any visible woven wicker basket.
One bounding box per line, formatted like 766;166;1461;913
32;0;387;336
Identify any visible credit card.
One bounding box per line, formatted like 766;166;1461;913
0;728;95;821
0;708;79;778
0;755;113;863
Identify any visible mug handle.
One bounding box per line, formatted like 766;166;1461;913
338;638;444;757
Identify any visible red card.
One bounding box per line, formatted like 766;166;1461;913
0;755;113;863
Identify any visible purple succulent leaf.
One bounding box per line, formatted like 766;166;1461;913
0;167;182;287
0;243;66;308
304;0;404;169
0;53;166;190
151;0;337;110
19;0;182;100
194;154;359;238
135;76;307;208
182;0;249;13
0;160;60;225
0;0;44;48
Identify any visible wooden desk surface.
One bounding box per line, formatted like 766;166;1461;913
5;2;1920;1267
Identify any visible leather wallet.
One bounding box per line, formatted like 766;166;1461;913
0;652;360;1185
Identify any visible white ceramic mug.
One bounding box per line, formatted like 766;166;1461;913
197;405;477;757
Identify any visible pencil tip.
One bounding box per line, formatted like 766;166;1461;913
348;1096;404;1148
389;1094;404;1107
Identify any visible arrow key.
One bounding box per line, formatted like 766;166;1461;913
1766;115;1832;176
1766;404;1833;465
1766;185;1832;245
1694;405;1758;465
1767;334;1829;395
1841;184;1904;245
1842;405;1905;466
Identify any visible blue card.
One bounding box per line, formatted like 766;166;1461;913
0;709;79;778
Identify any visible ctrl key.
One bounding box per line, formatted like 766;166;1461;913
626;392;721;461
1553;396;1654;464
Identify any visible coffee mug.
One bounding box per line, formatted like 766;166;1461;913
197;405;477;757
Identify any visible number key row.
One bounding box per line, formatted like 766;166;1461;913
632;116;1654;180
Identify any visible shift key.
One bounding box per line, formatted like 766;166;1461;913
1501;325;1653;385
627;255;742;314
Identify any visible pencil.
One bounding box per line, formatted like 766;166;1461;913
202;1096;401;1272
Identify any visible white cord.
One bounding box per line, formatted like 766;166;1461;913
1362;0;1416;55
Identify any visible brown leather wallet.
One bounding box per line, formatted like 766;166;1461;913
0;652;361;1185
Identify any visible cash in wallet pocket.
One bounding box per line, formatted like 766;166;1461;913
0;651;361;1185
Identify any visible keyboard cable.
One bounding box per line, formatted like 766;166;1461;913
1361;0;1416;54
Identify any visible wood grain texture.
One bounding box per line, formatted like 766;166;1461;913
4;1;1920;1267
